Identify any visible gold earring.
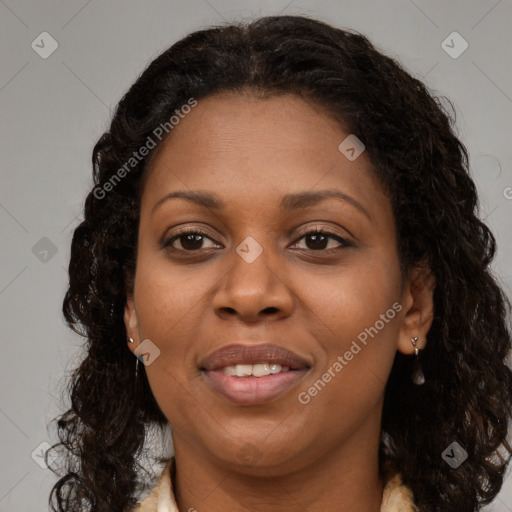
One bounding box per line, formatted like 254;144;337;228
410;336;425;385
411;336;419;356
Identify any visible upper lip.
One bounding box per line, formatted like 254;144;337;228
199;343;311;371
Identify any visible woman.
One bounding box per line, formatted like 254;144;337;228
48;15;512;512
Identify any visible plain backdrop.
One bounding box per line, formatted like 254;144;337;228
1;0;511;510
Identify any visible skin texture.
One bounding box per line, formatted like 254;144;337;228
124;91;434;511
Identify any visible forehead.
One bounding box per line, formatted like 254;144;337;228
141;91;386;216
147;91;355;169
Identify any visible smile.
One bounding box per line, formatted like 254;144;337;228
202;367;310;406
199;343;312;405
222;362;290;376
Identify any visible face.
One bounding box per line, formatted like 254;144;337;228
125;91;427;476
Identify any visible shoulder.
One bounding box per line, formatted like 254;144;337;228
381;472;418;512
128;458;177;512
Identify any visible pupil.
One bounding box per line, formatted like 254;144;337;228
178;233;330;251
307;233;327;250
181;234;203;250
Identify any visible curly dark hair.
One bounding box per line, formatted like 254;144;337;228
47;14;512;512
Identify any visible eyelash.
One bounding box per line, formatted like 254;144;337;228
162;226;352;254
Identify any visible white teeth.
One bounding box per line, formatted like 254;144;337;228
235;364;253;377
252;363;271;377
222;363;291;377
269;363;281;374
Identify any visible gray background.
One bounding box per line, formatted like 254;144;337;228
1;0;511;510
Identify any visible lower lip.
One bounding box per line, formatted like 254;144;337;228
203;369;309;406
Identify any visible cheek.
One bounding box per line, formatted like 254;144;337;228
295;254;401;403
133;251;210;340
132;257;211;404
298;249;402;341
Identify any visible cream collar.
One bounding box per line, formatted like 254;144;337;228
132;458;418;512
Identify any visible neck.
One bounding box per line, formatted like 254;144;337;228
171;422;384;512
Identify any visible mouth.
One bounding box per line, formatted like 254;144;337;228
199;343;312;406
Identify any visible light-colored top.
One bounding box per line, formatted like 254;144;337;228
130;458;418;512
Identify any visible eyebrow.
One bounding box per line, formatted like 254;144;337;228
151;190;222;214
151;189;371;220
281;190;371;220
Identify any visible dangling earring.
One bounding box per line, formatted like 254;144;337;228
128;338;139;388
410;336;425;385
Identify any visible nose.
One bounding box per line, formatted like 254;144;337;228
212;242;294;323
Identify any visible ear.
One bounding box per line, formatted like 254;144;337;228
397;263;436;355
124;294;140;355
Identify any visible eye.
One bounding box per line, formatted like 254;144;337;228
163;228;221;252
291;228;351;251
162;226;352;254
